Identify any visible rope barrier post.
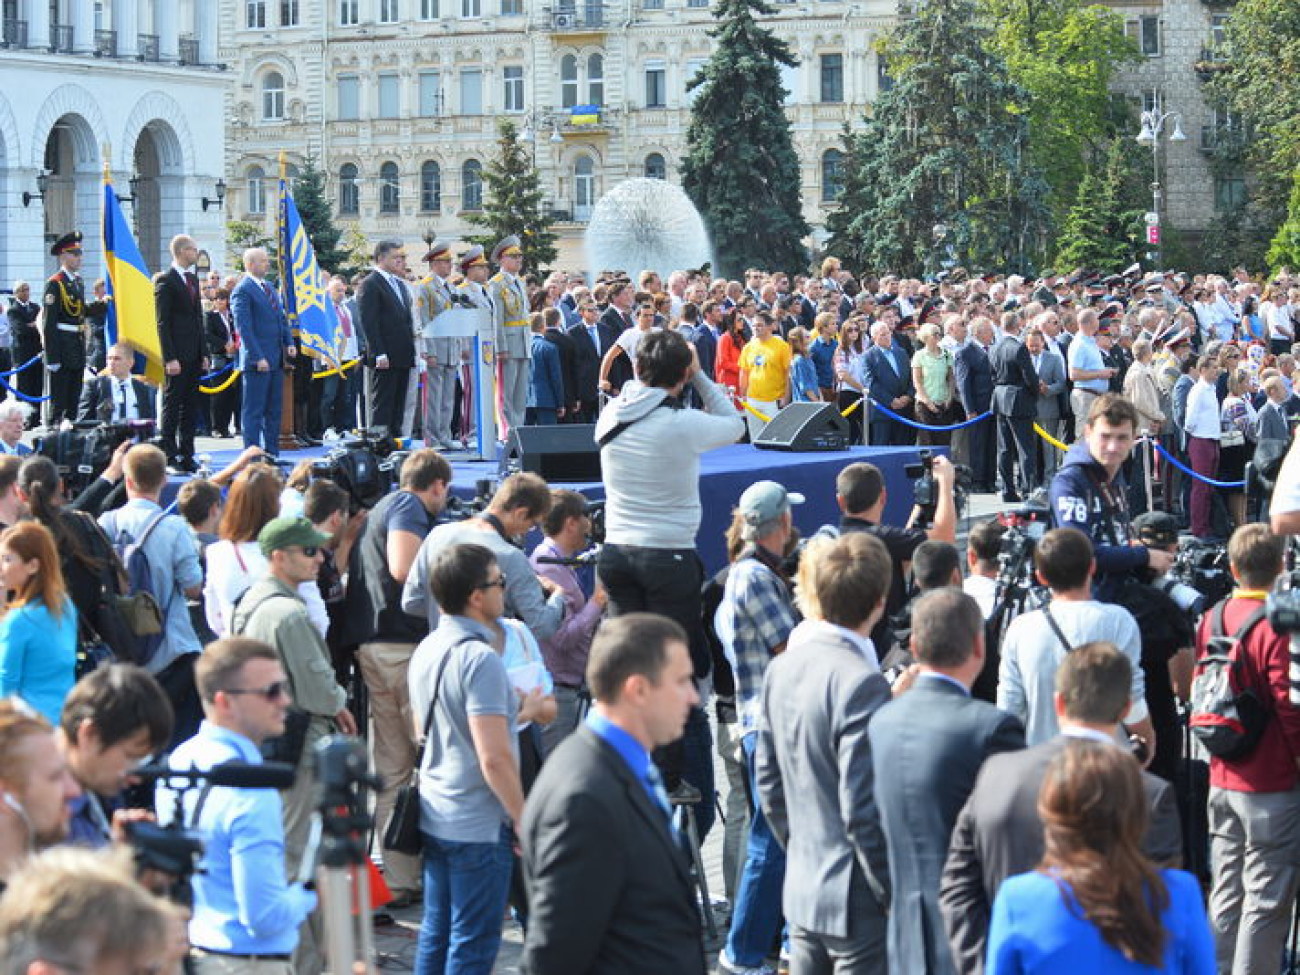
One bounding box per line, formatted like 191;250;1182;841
1144;434;1155;514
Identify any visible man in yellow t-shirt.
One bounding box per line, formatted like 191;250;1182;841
738;312;792;438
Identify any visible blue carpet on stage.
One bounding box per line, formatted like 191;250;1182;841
171;441;928;575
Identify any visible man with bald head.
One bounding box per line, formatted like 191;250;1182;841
155;233;208;473
232;247;296;456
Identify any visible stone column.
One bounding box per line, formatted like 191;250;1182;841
198;0;219;64
26;0;51;50
113;0;139;58
156;0;178;61
72;0;95;53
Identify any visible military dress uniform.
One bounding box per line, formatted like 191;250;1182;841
42;232;88;427
415;240;462;449
455;245;493;445
486;236;530;438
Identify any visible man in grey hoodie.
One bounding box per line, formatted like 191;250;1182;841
595;329;744;826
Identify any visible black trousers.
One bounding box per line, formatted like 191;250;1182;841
161;360;202;462
14;338;43;416
46;332;85;427
367;365;409;437
997;412;1038;496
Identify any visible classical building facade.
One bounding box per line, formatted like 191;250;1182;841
220;0;1233;273
0;0;228;287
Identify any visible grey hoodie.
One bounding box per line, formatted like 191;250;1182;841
597;374;743;549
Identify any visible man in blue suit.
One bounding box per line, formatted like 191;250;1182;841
528;314;565;425
691;300;722;381
864;320;914;446
231;247;295;455
955;320;996;493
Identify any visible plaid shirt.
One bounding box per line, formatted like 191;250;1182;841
716;555;797;733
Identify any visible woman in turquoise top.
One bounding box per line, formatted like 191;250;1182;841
0;521;77;724
987;740;1214;975
787;327;821;403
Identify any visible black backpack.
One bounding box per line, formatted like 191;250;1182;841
1190;601;1271;761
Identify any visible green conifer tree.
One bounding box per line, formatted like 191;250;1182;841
290;156;348;273
464;119;558;273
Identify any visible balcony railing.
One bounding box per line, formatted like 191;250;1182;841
94;28;116;57
50;24;73;52
137;33;159;61
179;35;198;64
549;5;606;30
1;18;28;49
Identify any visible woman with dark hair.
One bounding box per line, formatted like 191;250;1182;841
986;741;1213;974
0;521;77;723
714;308;749;395
834;317;869;443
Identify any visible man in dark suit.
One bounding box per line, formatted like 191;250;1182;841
955;319;996;492
78;341;157;423
204;288;240;437
864;320;914;446
1027;326;1067;488
758;532;894;973
566;296;617;423
692;300;722;382
6;280;42;416
600;280;637;394
154;234;208;471
231;246;295;456
540;307;578;421
521;613;706;975
939;642;1182;975
989;315;1040;501
357;239;416;437
870;587;1025;975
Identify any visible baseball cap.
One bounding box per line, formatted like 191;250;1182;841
738;481;804;529
1132;511;1179;549
259;516;331;557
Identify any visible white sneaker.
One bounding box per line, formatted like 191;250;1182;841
717;950;776;975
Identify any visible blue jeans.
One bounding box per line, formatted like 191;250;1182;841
725;732;786;967
415;826;514;975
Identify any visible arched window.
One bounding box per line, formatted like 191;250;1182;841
379;161;400;214
587;53;604;105
821;148;844;202
261;71;285;120
247;165;266;214
644;152;666;180
420;161;442;213
338;163;359;215
462;159;483;211
560;54;578;109
574;156;595;221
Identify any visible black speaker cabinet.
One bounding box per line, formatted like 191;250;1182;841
506;424;602;481
753;402;852;452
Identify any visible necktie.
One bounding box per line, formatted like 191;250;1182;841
261;281;278;310
588;324;598;349
886;348;900;376
645;763;673;825
185;271;200;305
117;380;128;421
337;303;352;338
390;274;407;308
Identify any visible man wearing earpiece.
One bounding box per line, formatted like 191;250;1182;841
0;698;81;890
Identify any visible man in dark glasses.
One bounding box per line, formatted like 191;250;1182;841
229;516;357;975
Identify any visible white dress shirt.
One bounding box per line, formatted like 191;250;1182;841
1185;379;1222;440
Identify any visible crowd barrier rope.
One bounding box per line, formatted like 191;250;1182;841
868;398;994;433
1151;439;1246;490
200;362;235;383
200;369;242;395
312;358;360;381
0;355;41;379
1034;423;1069;452
0;374;48;403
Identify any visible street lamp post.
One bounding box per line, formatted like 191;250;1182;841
1135;105;1186;270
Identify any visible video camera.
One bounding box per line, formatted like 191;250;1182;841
35;419;158;496
1155;537;1232;616
1267;538;1300;633
905;448;972;526
442;477;496;522
309;428;405;513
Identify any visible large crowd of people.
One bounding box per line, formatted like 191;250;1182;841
4;245;1300;975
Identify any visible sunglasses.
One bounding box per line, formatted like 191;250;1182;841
476;576;507;591
224;680;290;701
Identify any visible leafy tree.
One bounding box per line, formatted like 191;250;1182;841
1053;138;1146;269
680;0;809;278
464;118;558;273
1267;167;1300;273
226;220;274;272
337;224;373;279
290;156;348;273
825;0;1049;275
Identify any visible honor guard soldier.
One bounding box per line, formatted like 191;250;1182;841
42;231;88;428
457;245;493;446
487;236;530;440
415;239;461;450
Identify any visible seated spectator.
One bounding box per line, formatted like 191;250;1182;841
985;741;1213;974
0;523;77;723
0;400;32;457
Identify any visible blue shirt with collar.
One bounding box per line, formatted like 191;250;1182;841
586;711;661;811
916;670;970;696
158;721;316;956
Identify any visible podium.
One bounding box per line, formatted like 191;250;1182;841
426;308;495;460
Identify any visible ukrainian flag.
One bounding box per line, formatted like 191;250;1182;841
277;167;339;368
570;104;600;126
102;175;164;383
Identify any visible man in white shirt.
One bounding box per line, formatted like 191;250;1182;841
1185;354;1223;537
962;518;1005;619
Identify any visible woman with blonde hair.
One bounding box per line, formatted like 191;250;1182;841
0;522;77;723
787;327;820;403
986;740;1213;973
911;320;957;446
1219;366;1257;529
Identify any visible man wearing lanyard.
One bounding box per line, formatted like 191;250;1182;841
521;613;706;975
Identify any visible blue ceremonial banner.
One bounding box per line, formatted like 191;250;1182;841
277;163;339;368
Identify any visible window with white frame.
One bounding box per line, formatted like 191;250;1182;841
420;161;442;212
645;60;666;108
337;75;360;120
379;161;401;213
821;148;843;202
461;0;481;17
419;71;442;116
819;53;843;102
462;159;483;210
644;153;666;180
280;0;299;25
503;66;524;112
501;0;523;14
246;0;266;28
460;68;483;114
1215;175;1246;211
560;54;578;108
574;156;595;220
339;0;359;24
587;53;604;105
247;166;266;213
261;71;285;120
1126;15;1160;56
378;73;400;118
421;0;438;16
1210;13;1229;48
380;0;400;22
339;163;359;214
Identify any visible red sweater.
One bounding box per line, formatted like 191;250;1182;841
1199;595;1300;793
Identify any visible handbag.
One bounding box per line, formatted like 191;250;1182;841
384;640;461;855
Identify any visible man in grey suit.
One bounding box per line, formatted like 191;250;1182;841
939;642;1183;975
756;531;895;974
869;588;1026;975
989;313;1040;502
1026;324;1067;487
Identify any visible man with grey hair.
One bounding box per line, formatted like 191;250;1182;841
231;246;295;455
358;239;416;437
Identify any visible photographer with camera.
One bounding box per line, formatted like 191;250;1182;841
832;458;957;654
77;342;158;425
158;637;317;973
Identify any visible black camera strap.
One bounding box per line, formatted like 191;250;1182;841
1043;605;1073;656
479;512;520;549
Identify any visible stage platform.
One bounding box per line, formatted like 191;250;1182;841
170;439;928;574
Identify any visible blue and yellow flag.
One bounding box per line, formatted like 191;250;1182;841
569;104;600;126
101;171;163;383
277;158;339;368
